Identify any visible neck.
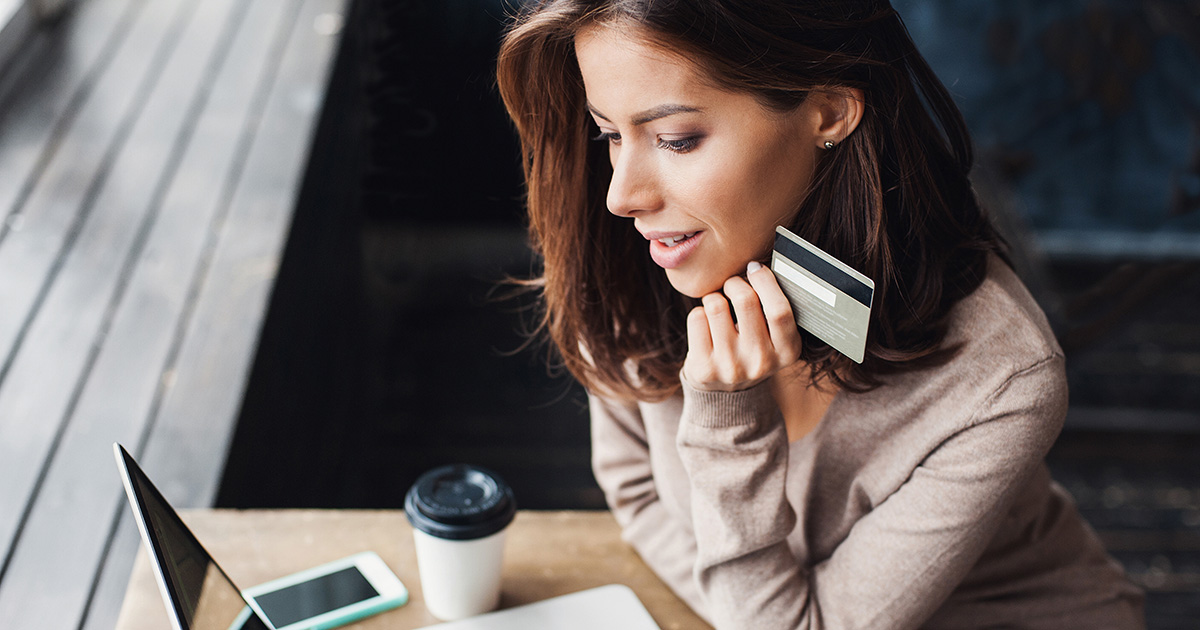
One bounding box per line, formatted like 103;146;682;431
771;363;839;443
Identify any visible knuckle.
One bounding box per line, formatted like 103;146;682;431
721;365;744;384
684;361;716;385
767;305;795;326
730;289;760;312
760;293;791;315
761;294;792;318
694;365;717;382
750;352;774;378
704;299;729;317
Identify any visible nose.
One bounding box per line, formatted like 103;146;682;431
606;146;661;218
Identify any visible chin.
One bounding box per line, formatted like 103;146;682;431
665;269;722;299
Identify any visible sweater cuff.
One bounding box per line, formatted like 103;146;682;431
679;374;777;429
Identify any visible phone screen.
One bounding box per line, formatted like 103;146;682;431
252;566;379;628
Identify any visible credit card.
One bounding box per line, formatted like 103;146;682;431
770;226;874;363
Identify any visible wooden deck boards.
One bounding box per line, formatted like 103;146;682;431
0;0;345;627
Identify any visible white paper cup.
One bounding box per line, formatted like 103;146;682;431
404;465;516;621
411;527;507;619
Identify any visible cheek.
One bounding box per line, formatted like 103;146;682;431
670;154;754;229
751;141;813;209
687;149;806;238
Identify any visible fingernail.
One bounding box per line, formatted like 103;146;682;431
747;261;763;274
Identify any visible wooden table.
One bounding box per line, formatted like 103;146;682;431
115;510;711;630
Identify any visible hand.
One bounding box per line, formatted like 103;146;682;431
682;262;804;391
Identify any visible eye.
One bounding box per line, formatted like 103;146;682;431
591;130;621;145
657;135;701;154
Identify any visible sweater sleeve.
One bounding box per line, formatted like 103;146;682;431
676;356;1069;630
587;392;711;623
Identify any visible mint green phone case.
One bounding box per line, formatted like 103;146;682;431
241;551;408;630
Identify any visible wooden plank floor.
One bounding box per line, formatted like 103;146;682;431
0;0;346;628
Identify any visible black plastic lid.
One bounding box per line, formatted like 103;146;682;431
404;464;516;541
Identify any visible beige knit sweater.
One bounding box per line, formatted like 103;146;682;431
589;257;1144;629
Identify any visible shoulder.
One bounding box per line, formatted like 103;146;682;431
818;257;1068;507
943;254;1062;373
858;256;1067;436
933;255;1067;428
944;255;1068;436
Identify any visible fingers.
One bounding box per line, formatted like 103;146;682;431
722;275;768;342
683;262;804;390
683;304;721;388
745;263;804;364
686;305;713;358
701;292;737;358
721;276;774;377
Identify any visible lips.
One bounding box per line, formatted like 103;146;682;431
644;230;703;269
656;232;696;246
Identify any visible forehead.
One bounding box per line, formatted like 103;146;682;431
574;25;714;110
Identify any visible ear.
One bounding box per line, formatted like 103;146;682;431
810;87;864;149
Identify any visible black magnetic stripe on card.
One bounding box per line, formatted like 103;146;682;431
773;233;873;307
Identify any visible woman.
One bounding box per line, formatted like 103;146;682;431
495;1;1144;628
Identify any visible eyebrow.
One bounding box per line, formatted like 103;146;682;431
587;102;704;126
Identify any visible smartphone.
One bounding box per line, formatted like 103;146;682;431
241;551;408;630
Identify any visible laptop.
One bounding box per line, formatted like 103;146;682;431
114;443;664;630
114;443;270;630
414;585;662;629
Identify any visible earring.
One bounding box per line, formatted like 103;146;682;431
823;140;836;150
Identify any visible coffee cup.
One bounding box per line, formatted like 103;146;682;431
404;464;516;621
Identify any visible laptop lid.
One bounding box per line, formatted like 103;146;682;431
414;585;663;630
114;443;269;630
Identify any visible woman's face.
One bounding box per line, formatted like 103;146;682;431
575;26;823;298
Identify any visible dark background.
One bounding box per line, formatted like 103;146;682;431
215;1;1200;627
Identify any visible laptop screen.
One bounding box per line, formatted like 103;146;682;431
117;446;269;630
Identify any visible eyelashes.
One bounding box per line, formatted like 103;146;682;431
590;129;702;154
656;136;700;153
591;130;621;144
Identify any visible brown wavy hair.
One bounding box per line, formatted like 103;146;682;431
495;0;1007;400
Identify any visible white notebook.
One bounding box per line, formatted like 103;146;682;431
415;585;662;630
